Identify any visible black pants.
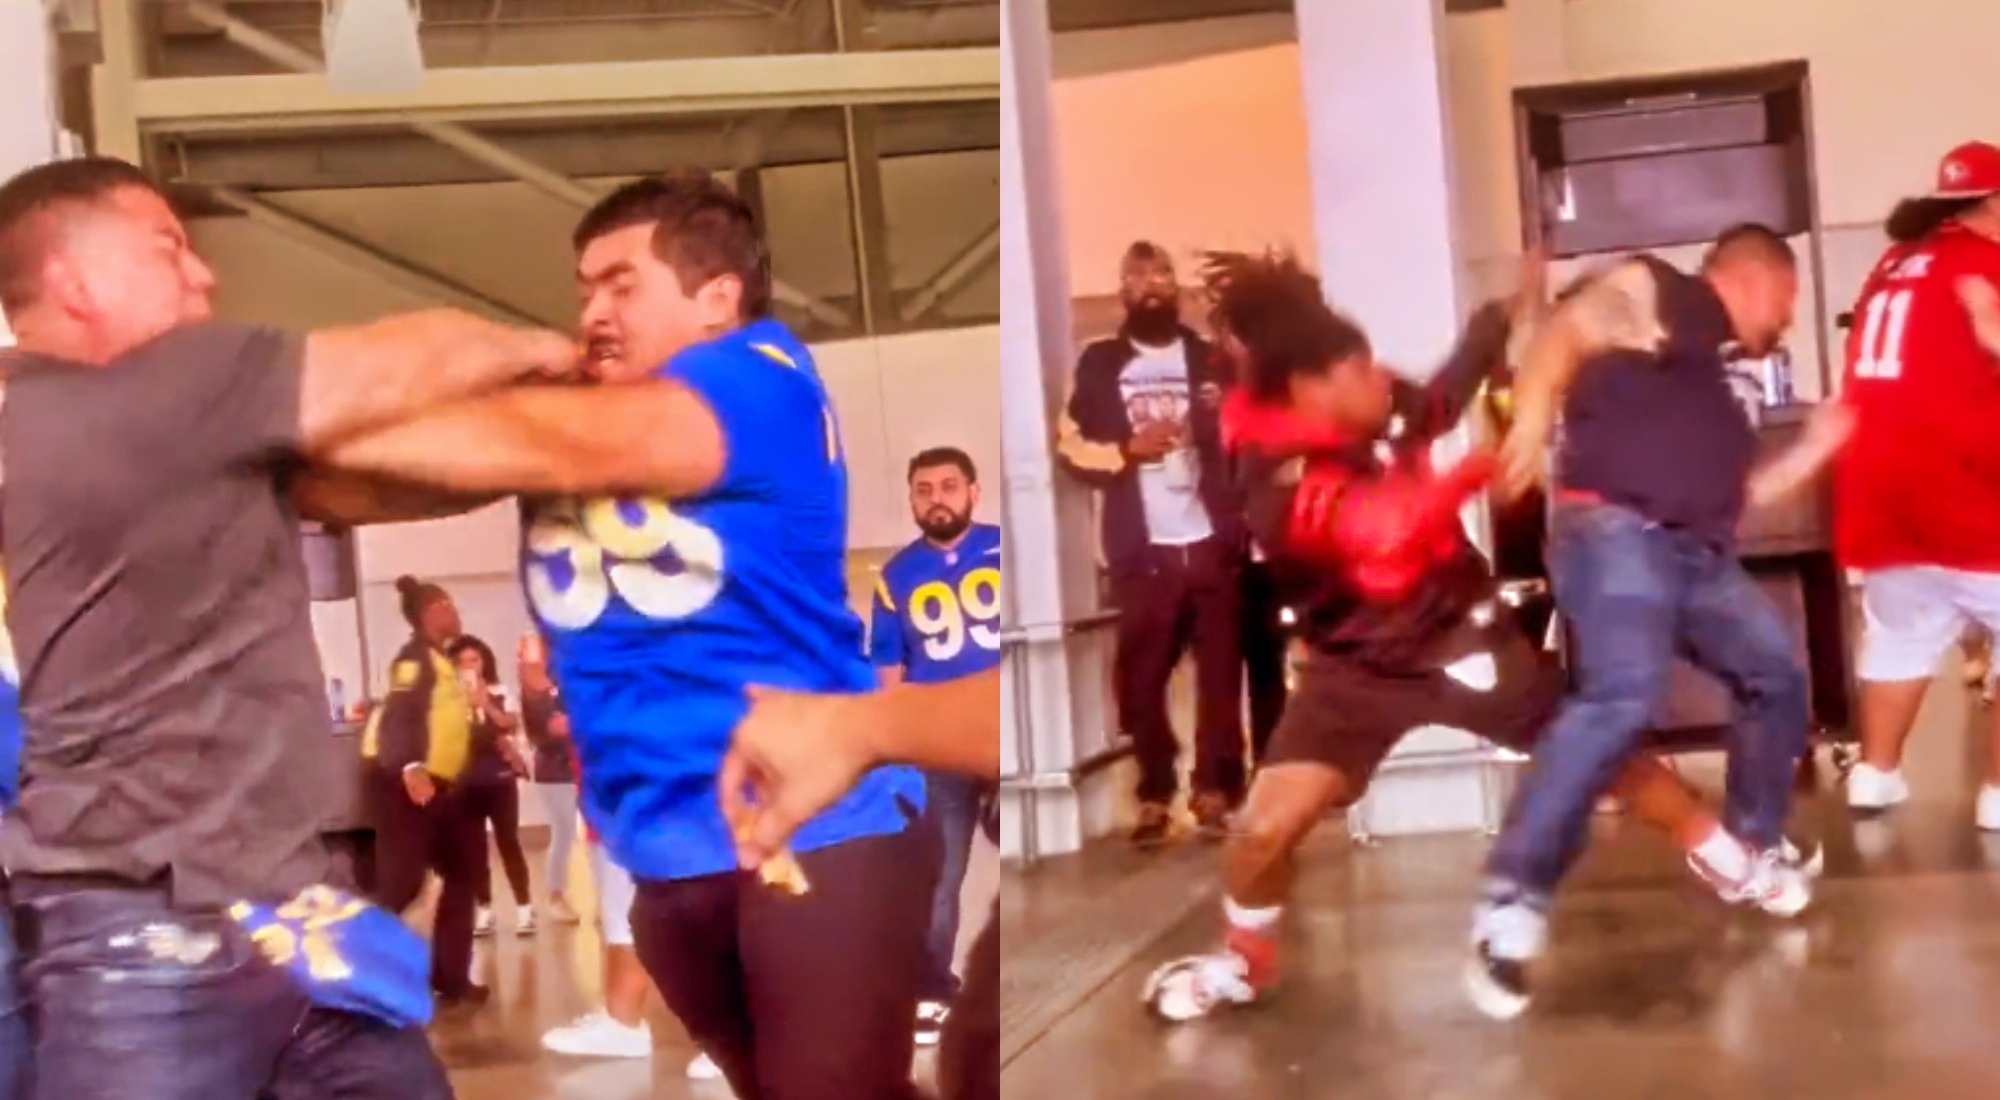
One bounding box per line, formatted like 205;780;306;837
13;882;452;1100
459;779;530;908
365;771;486;997
1113;538;1247;804
632;824;936;1100
937;903;996;1100
1239;556;1291;764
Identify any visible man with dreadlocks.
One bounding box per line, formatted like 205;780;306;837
1141;252;1773;1024
1754;141;2000;826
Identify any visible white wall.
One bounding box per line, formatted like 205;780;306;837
1046;4;1982;390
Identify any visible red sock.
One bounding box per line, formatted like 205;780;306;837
1225;921;1281;992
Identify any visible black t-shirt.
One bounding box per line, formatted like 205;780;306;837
1557;258;1760;544
0;323;335;906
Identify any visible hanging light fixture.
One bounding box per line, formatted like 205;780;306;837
322;0;426;95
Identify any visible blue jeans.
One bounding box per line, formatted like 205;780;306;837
1484;502;1811;905
924;773;982;1001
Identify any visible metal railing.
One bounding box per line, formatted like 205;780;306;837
999;608;1123;867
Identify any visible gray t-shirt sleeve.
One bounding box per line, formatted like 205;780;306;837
126;322;306;466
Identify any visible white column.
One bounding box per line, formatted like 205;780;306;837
1294;0;1501;838
0;1;59;183
0;0;61;348
996;0;1117;860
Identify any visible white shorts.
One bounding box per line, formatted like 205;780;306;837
1859;565;2000;682
591;843;636;948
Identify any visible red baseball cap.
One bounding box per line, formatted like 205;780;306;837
1933;141;2000;199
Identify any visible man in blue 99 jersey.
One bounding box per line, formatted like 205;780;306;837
869;447;1000;1045
319;171;934;1100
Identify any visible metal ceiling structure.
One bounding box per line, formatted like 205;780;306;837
37;0;1353;335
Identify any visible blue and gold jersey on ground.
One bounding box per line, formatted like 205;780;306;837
229;885;434;1028
0;563;19;810
869;523;1004;685
521;318;925;882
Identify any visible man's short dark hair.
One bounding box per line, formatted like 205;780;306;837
1703;222;1797;273
0;156;160;314
573;169;773;320
908;446;977;483
1124;240;1171;267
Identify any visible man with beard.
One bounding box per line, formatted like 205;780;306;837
867;446;1000;1047
315;170;932;1100
1058;241;1245;845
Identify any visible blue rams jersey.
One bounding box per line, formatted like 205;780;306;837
869;523;1004;685
0;567;20;810
521;318;924;881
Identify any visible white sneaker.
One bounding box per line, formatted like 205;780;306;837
474;906;496;938
1846;763;1910;812
1140;952;1259;1023
915;1000;950;1048
1977;786;2000;832
541;1012;652;1059
1689;839;1813;918
1464;901;1545;1021
516;908;537;938
687;1052;723;1080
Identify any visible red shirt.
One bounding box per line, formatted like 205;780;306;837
1836;224;2000;571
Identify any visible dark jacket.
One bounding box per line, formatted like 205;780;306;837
361;636;473;783
1056;324;1241;576
1235;302;1514;674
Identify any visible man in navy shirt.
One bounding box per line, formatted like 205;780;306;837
869;447;1001;1046
1474;225;1815;1017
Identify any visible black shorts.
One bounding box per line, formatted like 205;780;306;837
1263;623;1563;793
630;819;937;1100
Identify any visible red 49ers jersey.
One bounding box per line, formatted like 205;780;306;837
1836;224;2000;570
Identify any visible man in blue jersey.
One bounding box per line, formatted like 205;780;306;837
0;577;25;1100
869;446;1001;1046
319;171;934;1100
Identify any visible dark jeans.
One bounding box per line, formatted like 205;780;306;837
13;882;451;1100
1113;537;1247;804
365;771;486;996
1239;556;1291;763
0;896;25;1100
937;903;996;1100
1486;502;1811;903
923;772;982;1001
632;823;935;1100
460;778;531;909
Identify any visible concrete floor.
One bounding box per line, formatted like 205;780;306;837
435;831;1000;1099
1000;666;2000;1100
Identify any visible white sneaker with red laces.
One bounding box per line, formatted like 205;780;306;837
1141;952;1258;1023
1687;835;1814;918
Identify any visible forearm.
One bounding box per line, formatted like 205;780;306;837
299;310;570;454
323;385;709;498
293;468;500;527
859;672;1002;779
1415;300;1514;434
1508;318;1588;444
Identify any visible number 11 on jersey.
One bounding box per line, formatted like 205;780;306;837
1854;288;1913;380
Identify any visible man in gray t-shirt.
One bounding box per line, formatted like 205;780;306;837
0;157;576;1100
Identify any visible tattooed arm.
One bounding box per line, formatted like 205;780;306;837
1497;259;1668;497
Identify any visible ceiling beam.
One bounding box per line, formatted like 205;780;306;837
131;48;1000;133
177;0;853;328
204;186;553;326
